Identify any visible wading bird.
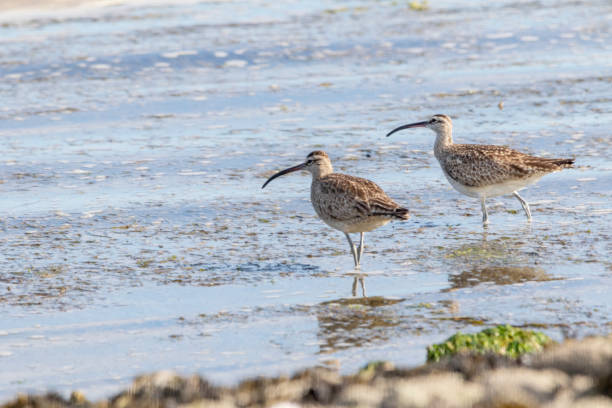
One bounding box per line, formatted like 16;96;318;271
386;114;574;224
262;151;409;268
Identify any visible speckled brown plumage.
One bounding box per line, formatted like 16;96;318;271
386;114;574;224
440;144;574;188
311;173;409;228
262;150;409;267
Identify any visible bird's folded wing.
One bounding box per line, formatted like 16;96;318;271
443;144;542;187
316;174;401;220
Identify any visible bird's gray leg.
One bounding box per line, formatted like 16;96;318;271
344;233;360;268
357;232;365;264
352;276;358;296
513;191;532;220
480;197;489;225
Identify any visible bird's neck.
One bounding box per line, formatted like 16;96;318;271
434;128;453;159
311;163;333;179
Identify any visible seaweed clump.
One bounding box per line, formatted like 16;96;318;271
426;324;552;362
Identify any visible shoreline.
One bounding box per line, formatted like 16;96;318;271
3;335;611;407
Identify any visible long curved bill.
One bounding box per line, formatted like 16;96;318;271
262;162;307;189
386;121;428;137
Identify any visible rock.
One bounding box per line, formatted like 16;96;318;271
110;370;219;408
386;373;484;408
335;383;385;407
69;391;88;405
355;361;395;382
234;367;341;406
477;367;589;407
526;335;612;378
2;392;71;408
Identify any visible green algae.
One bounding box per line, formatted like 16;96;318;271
426;325;553;362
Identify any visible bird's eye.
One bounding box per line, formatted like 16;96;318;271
430;118;437;123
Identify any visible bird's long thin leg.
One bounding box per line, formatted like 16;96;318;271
344;233;360;268
357;232;365;264
480;197;489;225
513;191;532;220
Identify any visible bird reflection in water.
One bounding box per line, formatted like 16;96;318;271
314;295;404;355
445;265;557;292
351;274;366;297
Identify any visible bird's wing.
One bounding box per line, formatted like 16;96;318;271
442;144;557;187
315;174;403;221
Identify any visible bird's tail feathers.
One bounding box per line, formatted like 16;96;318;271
553;158;575;169
373;207;410;220
394;207;410;220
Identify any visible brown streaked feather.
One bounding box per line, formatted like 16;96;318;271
442;144;574;187
311;173;408;222
307;150;328;159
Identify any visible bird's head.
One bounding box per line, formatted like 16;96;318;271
386;114;452;137
262;150;333;189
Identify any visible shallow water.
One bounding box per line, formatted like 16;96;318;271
1;0;611;401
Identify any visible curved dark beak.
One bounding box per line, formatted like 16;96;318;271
386;121;429;137
262;162;307;189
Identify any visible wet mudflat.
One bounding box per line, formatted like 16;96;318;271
0;0;611;402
